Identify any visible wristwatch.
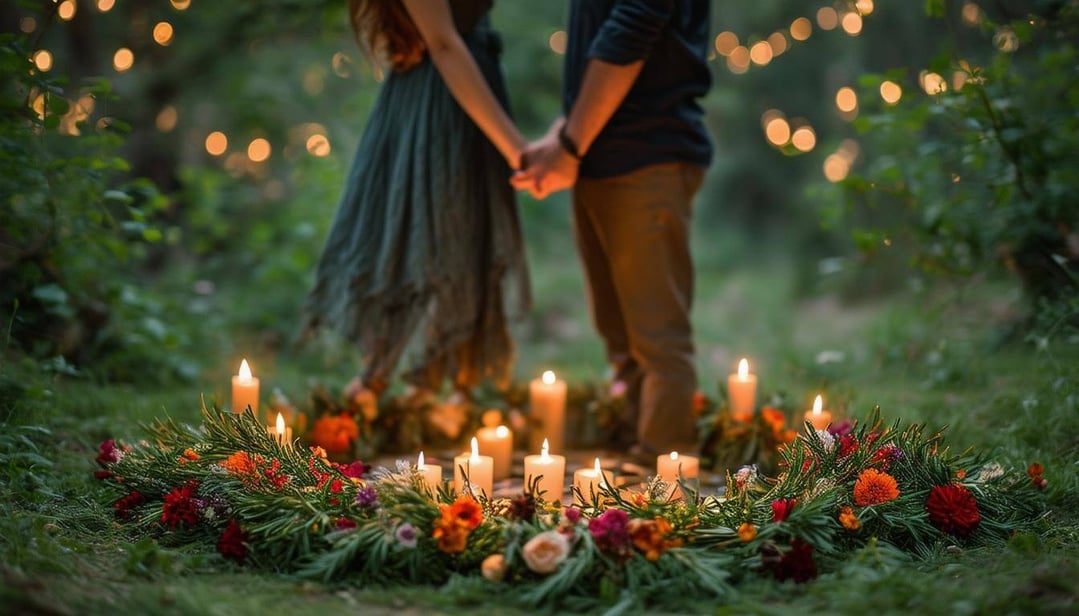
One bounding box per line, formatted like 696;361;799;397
557;125;583;161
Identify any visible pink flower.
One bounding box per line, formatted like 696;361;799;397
522;530;571;574
587;508;632;559
95;439;123;466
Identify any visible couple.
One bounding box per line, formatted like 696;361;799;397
303;0;711;458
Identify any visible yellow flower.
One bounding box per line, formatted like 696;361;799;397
853;468;900;506
737;522;757;542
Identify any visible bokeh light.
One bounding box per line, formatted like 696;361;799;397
835;86;858;113
714;31;738;56
58;0;77;21
920;71;947;94
856;0;875;16
727;46;750;74
171;0;191;10
33;50;53;72
549;31;567;55
331;52;352;78
97;0;115;12
880;80;902;105
790;17;812;41
113;48;134;72
790;125;816;152
816;7;838;31
993;28;1019;52
306;134;331;157
823;154;850;182
767;32;788;56
153;22;174;46
961;2;981;26
247;138;271;163
155;106;178;133
205;131;228;156
764;115;791;146
841;12;863;35
749;41;773;66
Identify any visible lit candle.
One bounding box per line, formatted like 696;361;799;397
573;457;614;504
476;424;513;481
416;451;443;496
657;451;699;498
454;437;493;499
528;370;567;455
727;358;758;422
804;394;833;431
231;358;260;415
266;411;293;447
523;438;566;504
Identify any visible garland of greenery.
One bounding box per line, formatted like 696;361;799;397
94;404;1048;612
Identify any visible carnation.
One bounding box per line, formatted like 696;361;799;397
926;484;981;537
522;530;570;574
853;468;900;506
161;480;201;529
217;518;248;562
95;439;124;467
587;508;632;558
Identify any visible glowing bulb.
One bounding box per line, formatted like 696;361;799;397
33;50;52;72
765;117;791;146
817;7;838;30
153;22;174;46
836;87;858;113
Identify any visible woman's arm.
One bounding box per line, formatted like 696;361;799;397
402;0;526;169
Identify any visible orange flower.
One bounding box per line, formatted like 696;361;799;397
433;522;469;553
737;522;757;542
838;506;861;531
308;414;359;455
178;448;200;464
760;407;786;432
446;496;484;530
627;517;682;562
956;469;967;480
222;451;258;477
854;468;900;506
432;496;484;554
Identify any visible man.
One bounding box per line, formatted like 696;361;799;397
514;0;712;457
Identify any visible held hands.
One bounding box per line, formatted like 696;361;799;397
510;119;580;200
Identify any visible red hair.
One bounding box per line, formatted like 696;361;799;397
348;0;426;72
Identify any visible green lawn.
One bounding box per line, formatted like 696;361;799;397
2;241;1077;615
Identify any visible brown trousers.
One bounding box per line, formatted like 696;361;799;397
572;161;706;455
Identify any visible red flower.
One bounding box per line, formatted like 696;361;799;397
329;479;343;494
217;519;248;562
1027;463;1047;490
588;508;632;559
771;538;818;583
114;491;146;520
95;439;122;466
336;517;358;531
333;460;371;480
771;498;796;522
926;484;981;537
839;433;859;457
161;480;201;529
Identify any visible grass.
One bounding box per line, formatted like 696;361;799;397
1;234;1077;615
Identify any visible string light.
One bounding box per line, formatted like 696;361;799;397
205;131;228;156
841;12;863;36
749;41;773;66
880;80;902;105
58;0;76;21
714;31;738;56
97;0;115;11
33;50;53;72
790;17;812;41
113;48;134;72
816;7;838;31
153;22;175;46
247;138;271;163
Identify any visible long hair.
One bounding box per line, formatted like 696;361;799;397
348;0;427;72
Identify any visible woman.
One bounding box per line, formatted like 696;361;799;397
303;0;531;397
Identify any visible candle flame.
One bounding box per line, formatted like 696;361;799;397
418;451;425;467
593;457;601;474
670;451;679;461
275;412;285;435
541;438;550;459
542;370;556;385
238;358;252;381
470;436;480;460
496;425;509;438
738;358;749;378
813;395;823;416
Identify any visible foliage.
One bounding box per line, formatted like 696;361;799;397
829;1;1079;314
91;402;1049;612
0;31;205;382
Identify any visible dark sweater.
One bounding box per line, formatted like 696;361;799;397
563;0;713;178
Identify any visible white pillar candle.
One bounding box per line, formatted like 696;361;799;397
804;394;833;431
657;450;698;498
453;437;493;499
727;358;758;422
266;412;292;447
528;370;567;455
523;438;566;504
231;358;260;415
476;425;513;480
573;457;614;504
416;451;443;496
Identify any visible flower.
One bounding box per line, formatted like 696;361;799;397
308;414;359;455
217;518;248;562
828;419;854;437
114;491;146;520
395;522;417;548
161;480;201;529
853;468;900;506
334;460;370;481
522;530;571;574
507;493;537;522
447;496;484;530
771;538;818;583
563;507;582;525
816;430;836;452
1027;462;1048;490
222;450;259;478
588;508;632;559
838;433;859;457
838;506;860;531
871;444;904;470
926;484;981;537
734;465;756;490
355;485;378;509
336;517;357;531
481;553;507;582
178;448;200;464
771;498;796;522
95;439;124;467
627;517;681;561
432;496;484;554
737;522;757;542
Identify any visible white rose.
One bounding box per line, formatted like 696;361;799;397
521;530;570;575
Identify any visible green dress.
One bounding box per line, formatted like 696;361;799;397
303;1;530;392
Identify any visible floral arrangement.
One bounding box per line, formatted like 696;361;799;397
697;391;800;475
93;404;1048;612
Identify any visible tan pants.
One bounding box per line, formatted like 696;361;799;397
572;162;706;455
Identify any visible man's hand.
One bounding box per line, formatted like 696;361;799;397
511;121;580;199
